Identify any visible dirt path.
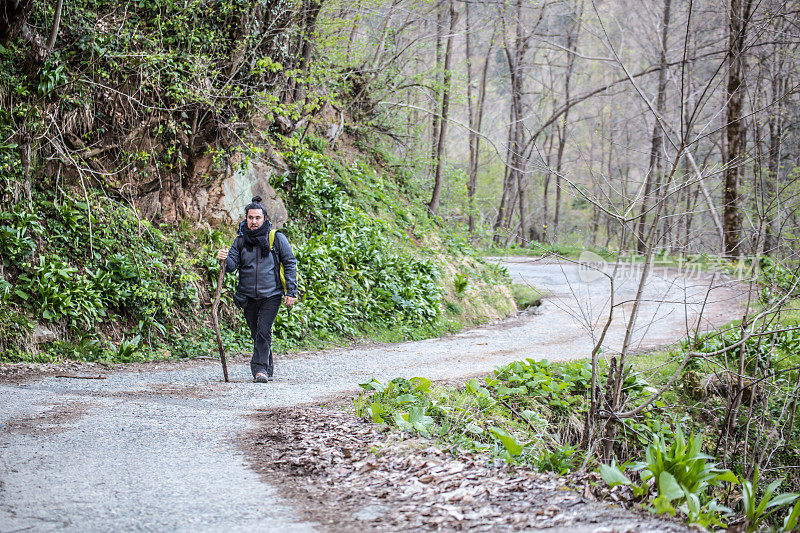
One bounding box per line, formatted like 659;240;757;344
0;260;748;531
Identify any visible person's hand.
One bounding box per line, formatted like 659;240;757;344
284;295;297;307
217;249;228;261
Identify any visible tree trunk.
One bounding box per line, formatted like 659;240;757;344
552;0;583;242
542;133;555;241
496;0;528;243
0;0;35;45
553;122;566;240
494;120;517;244
466;9;494;234
635;0;672;254
763;77;785;255
723;0;753;257
427;0;458;215
292;0;323;102
684;181;700;252
429;4;444;183
465;0;476;229
512;17;528;244
44;0;63;52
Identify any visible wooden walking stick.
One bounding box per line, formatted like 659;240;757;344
211;260;229;382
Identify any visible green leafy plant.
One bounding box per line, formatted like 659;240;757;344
535;444;582;475
0;204;43;266
274;148;444;342
454;272;468;296
782;500;800;532
115;335;142;363
488;426;525;462
636;430;736;516
740;469;799;532
510;283;544;309
599;430;737;527
17;256;107;329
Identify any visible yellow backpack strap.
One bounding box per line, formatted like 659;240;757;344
269;229;287;293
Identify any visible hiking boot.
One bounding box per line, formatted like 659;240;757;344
254;372;269;383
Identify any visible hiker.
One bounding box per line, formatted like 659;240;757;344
217;196;298;383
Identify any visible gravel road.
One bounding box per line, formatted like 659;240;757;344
0;259;749;532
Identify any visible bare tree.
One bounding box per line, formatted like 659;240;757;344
635;0;672;254
428;0;458;215
552;0;584;241
465;3;495;233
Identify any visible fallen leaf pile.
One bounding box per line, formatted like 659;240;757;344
243;405;688;532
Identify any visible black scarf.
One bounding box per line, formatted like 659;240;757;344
242;221;270;258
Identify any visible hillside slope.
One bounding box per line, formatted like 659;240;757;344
0;1;514;363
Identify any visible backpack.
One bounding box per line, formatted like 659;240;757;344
236;228;287;293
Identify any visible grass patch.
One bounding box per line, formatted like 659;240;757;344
510;284;547;309
486;241;617;261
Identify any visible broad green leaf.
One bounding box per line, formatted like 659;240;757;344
598;463;632;487
758;479;786;516
368;402;385;424
766;493;799;511
466;379;482;394
631;483;649;499
684;492;700;515
359;378;384;392
653;494;676;515
488;427;523;456
783;500;800;531
393;412;412;431
658;471;684;501
395;394;416;404
407;405;433;426
410;376;431;393
715;470;739;484
495;385;515;397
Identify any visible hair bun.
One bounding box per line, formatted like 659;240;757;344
251;196;262;203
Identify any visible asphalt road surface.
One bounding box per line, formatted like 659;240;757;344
0;259;748;532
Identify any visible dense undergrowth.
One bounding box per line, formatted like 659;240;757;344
0;191;246;362
353;261;800;530
355;359;658;476
0;136;513;363
355;355;800;530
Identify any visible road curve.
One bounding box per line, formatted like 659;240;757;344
0;259;748;532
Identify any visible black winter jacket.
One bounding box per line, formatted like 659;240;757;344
225;222;298;299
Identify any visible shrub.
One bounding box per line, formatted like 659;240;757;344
272;147;442;342
17;255;106;329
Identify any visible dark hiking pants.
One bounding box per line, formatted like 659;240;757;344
243;295;282;378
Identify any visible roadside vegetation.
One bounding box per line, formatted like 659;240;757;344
0;137;513;363
353;260;800;530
